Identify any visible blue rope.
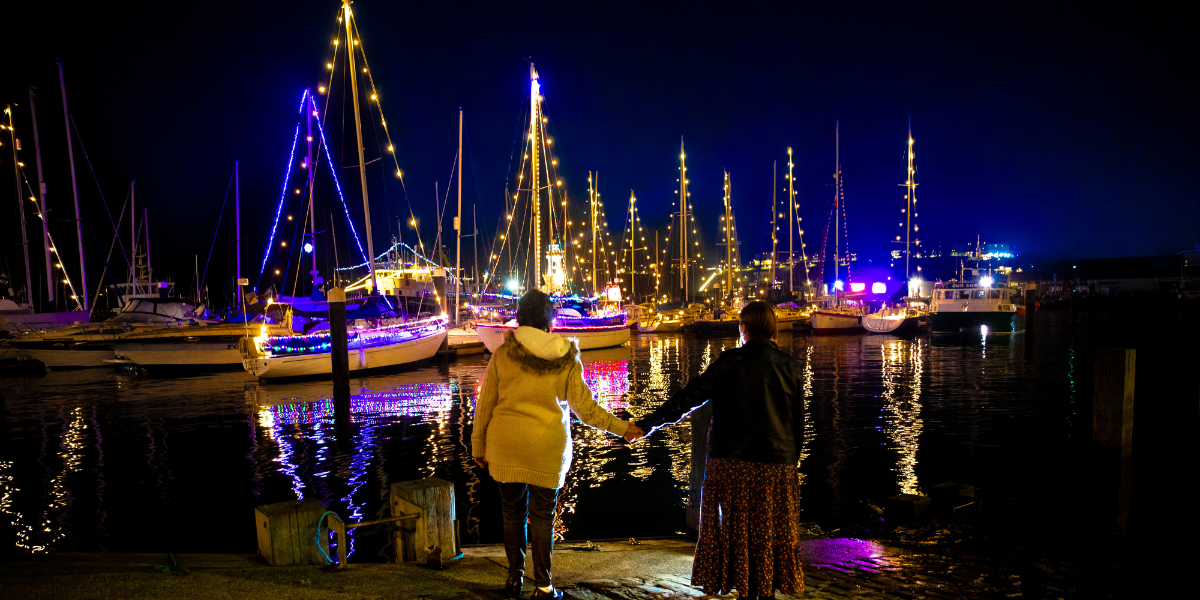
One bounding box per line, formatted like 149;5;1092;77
316;510;338;565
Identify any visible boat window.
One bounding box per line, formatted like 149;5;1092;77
976;290;987;299
987;290;1000;299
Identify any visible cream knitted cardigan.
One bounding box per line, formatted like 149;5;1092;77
472;327;630;489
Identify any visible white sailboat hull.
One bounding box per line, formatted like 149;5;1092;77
637;320;683;333
243;329;446;380
811;311;863;334
476;323;630;352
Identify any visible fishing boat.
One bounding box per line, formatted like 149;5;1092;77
929;241;1018;333
929;283;1018;333
240;2;446;379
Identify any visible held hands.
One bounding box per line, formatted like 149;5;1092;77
474;456;488;469
623;421;646;444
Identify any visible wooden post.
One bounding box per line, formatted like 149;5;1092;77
328;287;350;409
686;402;713;533
390;477;457;563
432;268;449;354
254;499;328;566
321;513;348;569
1093;348;1135;459
1025;283;1037;331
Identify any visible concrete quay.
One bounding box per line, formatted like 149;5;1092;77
0;532;1136;600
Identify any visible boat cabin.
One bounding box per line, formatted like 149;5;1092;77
931;285;1016;313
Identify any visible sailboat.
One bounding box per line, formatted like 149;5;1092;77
694;172;742;334
639;140;698;333
1;76;92;336
241;2;446;379
864;127;927;335
475;64;630;352
811;122;865;335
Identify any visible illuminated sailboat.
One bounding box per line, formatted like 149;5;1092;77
694;172;742;333
241;2;446;379
865;127;928;335
811;122;865;334
476;64;630;352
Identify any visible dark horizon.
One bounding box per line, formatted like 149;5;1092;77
4;2;1196;307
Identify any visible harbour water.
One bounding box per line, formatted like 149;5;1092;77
1;310;1193;561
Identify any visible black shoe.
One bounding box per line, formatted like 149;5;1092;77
531;587;563;600
504;575;524;596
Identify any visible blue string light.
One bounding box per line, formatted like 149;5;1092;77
316;510;338;565
313;102;369;265
336;242;442;271
257;89;309;290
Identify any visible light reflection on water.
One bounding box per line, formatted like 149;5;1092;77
1;321;1098;555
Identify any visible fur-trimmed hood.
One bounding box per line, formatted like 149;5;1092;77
504;327;579;374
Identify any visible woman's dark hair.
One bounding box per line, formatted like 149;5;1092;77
739;301;777;341
516;289;555;331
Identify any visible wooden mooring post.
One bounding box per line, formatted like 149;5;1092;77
328;287;350;410
391;477;459;564
1093;348;1135;460
686;403;713;533
254;499;329;566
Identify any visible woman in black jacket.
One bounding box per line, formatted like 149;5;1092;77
634;301;805;598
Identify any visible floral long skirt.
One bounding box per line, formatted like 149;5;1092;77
692;457;803;597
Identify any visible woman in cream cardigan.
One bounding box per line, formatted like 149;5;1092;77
473;290;643;599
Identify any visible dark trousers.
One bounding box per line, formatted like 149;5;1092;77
497;482;559;586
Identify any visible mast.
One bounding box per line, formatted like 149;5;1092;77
144;208;152;287
344;2;377;293
5;106;32;306
455;107;463;324
473;204;479;298
628;190;636;303
901;123;917;278
529;64;541;291
235;161;242;305
27;87;53;305
130;180;136;290
770;159;777;289
834;121;840;284
306;93;318;296
589;171;596;296
787;147;794;293
654;231;660;301
679;138;688;302
57;62;87;311
723;172;733;299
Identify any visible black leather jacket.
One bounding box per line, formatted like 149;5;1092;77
636;339;805;465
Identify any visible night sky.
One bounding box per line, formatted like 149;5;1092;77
5;2;1196;305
